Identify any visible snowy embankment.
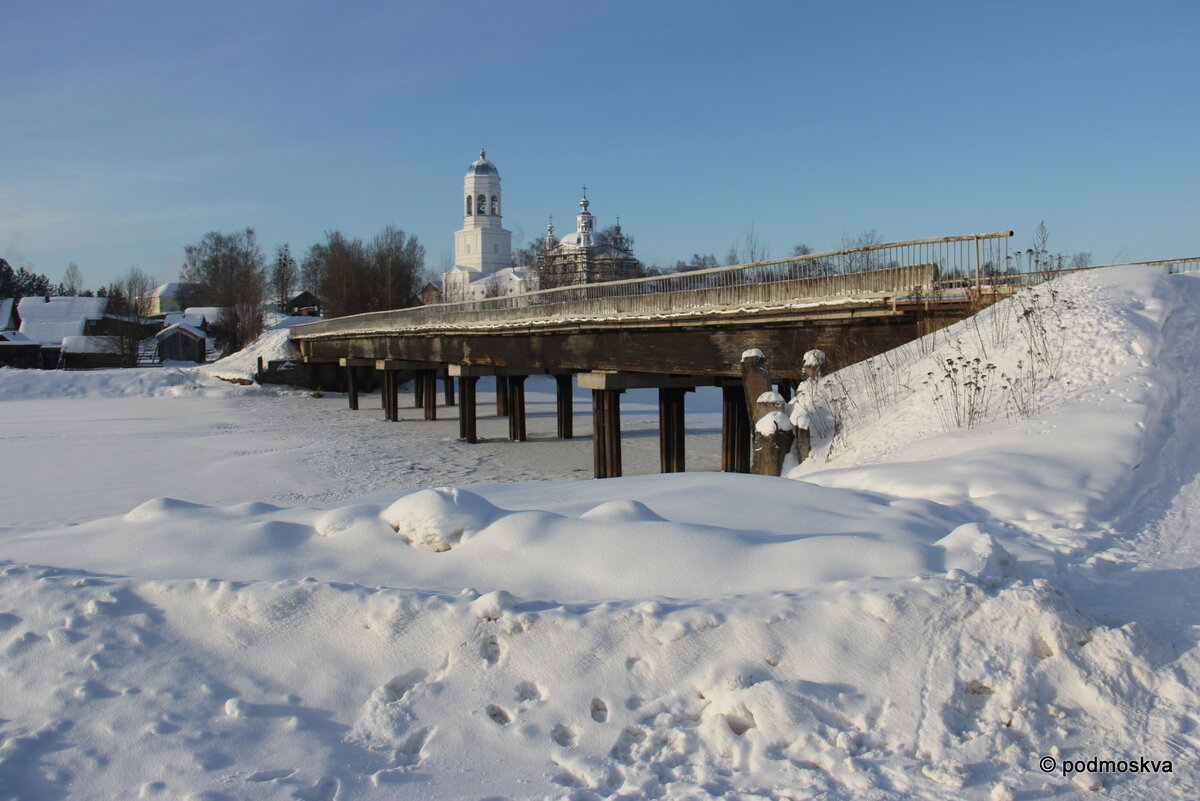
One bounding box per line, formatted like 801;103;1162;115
2;266;1199;800
198;314;308;382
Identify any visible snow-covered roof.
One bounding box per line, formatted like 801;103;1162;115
17;295;107;319
184;307;222;321
163;312;206;328
0;329;32;343
150;282;185;298
61;335;119;354
0;298;14;330
154;323;206;343
17;296;109;346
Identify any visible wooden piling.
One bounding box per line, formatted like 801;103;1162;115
459;376;479;442
556;374;574;439
592;389;623;478
385;370;399;421
721;385;751;473
346;365;359;410
421;370;437;421
658;387;689;473
506;375;527;441
496;375;509;417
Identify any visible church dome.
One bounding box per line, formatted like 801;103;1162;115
466;149;498;177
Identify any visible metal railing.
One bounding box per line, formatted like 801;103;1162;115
938;256;1200;292
292;231;1015;339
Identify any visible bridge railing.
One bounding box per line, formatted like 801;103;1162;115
937;256;1200;292
292;231;1015;337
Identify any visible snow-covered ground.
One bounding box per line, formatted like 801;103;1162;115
2;266;1198;799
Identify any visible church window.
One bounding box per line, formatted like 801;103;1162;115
478;195;486;216
491;195;499;215
466;195;472;215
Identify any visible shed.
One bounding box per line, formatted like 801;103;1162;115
155;323;207;363
285;291;323;317
0;330;41;368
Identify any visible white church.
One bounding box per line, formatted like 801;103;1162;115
441;150;530;302
440;150;639;302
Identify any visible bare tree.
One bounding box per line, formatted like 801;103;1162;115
102;267;154;365
743;222;771;264
1069;252;1092;270
181;228;267;354
370;225;425;311
271;244;297;313
62;262;83;296
840;229;884;273
302;226;426;318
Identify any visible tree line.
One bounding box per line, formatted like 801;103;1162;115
179;225;427;353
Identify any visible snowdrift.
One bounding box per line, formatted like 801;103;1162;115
2;266;1198;800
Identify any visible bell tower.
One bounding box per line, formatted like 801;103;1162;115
454;149;512;275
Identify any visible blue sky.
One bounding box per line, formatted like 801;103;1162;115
2;0;1196;290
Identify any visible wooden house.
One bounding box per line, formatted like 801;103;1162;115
155;323;207;363
285;291;323;317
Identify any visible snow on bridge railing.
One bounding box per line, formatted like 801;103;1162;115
291;232;1016;338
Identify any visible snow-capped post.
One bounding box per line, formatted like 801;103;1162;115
790;348;827;464
803;348;826;381
741;348;794;476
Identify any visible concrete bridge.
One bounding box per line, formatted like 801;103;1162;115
286;231;1167;478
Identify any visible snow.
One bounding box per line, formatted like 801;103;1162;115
163;312;207;329
754;409;793;434
17;295;108;345
61;335;118;354
198;315;310;381
2;265;1200;799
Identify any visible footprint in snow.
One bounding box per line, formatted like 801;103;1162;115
590;697;608;723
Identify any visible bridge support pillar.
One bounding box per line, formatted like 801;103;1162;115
459;376;479;443
659;387;691;473
556;375;574;439
346;366;358;410
385;370;399;421
443;371;456;406
592;389;623;478
377;360;442;422
495;376;509;417
507;375;528;441
420;369;438;420
722;385;751;473
340;358;375;411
